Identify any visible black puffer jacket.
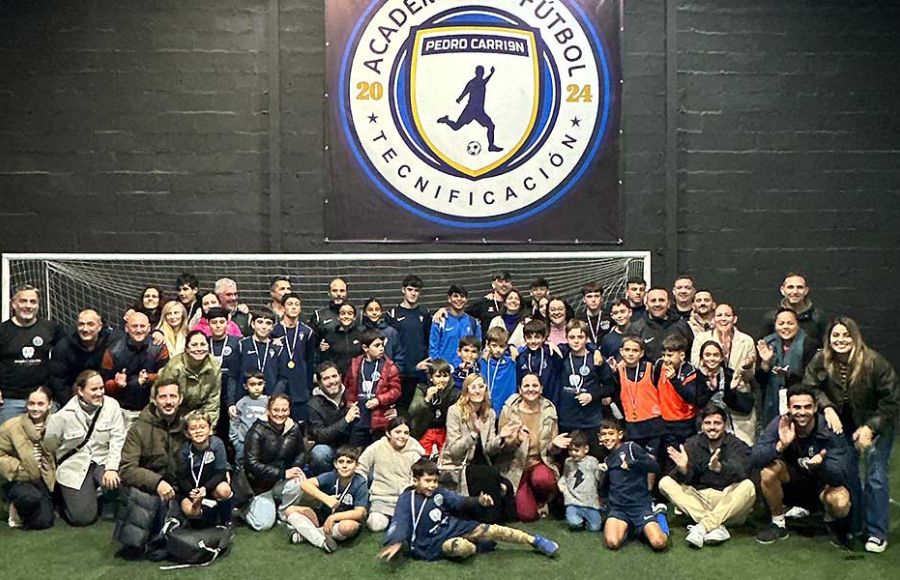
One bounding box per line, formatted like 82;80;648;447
114;486;165;551
243;418;307;493
49;326;113;403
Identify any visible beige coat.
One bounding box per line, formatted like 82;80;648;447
0;415;56;489
438;404;503;494
355;436;425;514
496;395;559;489
44;395;126;490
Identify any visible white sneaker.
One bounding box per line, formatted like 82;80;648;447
290;531;304;544
653;502;668;515
685;524;705;548
704;526;731;544
673;506;684;516
7;504;22;528
865;536;887;553
784;506;810;519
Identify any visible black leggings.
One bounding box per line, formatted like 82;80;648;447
5;480;55;530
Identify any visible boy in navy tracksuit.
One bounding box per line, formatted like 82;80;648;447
556;320;610;458
379;459;559;562
452;336;481;390
599;419;669;551
479;327;517;414
516;319;562;406
271;293;317;421
206;306;242;435
388;275;431;411
429;285;482;368
233;309;284;405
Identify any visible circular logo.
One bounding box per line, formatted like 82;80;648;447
32;336;44;347
223;346;233;357
340;1;613;228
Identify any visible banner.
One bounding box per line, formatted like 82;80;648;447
325;0;621;242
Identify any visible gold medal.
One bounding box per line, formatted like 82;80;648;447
631;410;637;420
287;360;296;369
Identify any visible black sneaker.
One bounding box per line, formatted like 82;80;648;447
756;523;789;544
827;520;852;550
323;536;338;554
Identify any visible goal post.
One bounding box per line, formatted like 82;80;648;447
2;252;652;324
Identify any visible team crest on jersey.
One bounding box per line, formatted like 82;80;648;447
21;346;35;359
340;1;611;227
32;336;44;347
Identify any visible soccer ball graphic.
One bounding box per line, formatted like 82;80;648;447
466;141;481;156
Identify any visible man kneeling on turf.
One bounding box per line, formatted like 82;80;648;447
599;418;669;551
659;404;755;548
751;385;857;547
378;458;559;561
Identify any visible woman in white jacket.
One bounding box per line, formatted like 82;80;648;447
44;369;126;526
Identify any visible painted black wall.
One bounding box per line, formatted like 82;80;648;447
1;1;898;362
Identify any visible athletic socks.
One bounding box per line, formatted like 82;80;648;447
772;514;786;528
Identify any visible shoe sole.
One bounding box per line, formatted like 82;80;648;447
756;532;789;545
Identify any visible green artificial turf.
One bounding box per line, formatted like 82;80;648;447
1;450;897;580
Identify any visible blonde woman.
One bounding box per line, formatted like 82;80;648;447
157;300;188;356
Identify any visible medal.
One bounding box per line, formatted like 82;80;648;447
631;410;638;420
287;360;295;369
580;365;590;376
371;370;381;382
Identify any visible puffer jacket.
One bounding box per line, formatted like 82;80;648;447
156;353;222;424
804;349;898;436
495;395;560;489
49;326;113;403
243;418;306;494
119;405;186;493
0;414;56;489
114;486;166;551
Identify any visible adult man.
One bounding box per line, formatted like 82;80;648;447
49;308;112;404
0;285;62;423
214;277;251;336
101;312;169;428
671;275;696;320
309;277;348;340
625;276;647;317
577;282;614;345
752;385;857;547
307;362;360;474
175;272;202;328
268;275;293;321
625;287;692;362
687;289;716;337
388;275;431;412
659;404;755;548
115;381;187;558
465;270;512;333
761;272;826;341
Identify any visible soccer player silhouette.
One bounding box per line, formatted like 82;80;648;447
437;65;503;152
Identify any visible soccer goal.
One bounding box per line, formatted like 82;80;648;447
1;252;651;324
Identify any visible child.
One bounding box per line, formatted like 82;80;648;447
516;319;562;406
287;446;369;553
599;419;668;551
362;297;406;372
557;320;609;455
205;306;241;434
578;282;614;346
559;430;604;532
229;371;270;462
599;299;633;361
344;328;401;447
452;336;481;389
479;327;517;415
387;274;431;412
429;285;482;368
177;410;233;526
236;308;284;400
658;334;709;449
409;359;459;456
379;459;559;561
271;293;317;422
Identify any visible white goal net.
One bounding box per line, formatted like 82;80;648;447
2;252;651;324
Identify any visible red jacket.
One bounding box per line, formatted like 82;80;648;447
344;355;401;433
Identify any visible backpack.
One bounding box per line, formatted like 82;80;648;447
159;519;235;569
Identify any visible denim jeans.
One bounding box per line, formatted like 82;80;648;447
860;424;894;541
309;444;335;476
565;505;603;531
0;399;27;426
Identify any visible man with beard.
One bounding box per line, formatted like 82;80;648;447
626;288;692;362
0;285;63;423
687;290;716;337
215;277;251;336
465;270;513;333
115;381;187;559
659;404;755;548
307;362;360;475
752;385;857;547
50;309;112;404
101;312;169;428
309;277;348;340
761;272;826;341
268;275;293;322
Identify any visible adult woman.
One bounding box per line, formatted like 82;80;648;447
691;303;758;442
157;300;188;356
191;292;243;337
242;393;308;531
489;288;528;348
803;317;898;553
695;341;757;445
543;298;572;346
496;373;566;522
756;307;819;425
320;303;362;375
43;369;126;526
127;286;164;326
156;330;222;424
0;387;56;529
356;417;425;532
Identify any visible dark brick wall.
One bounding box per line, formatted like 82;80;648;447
1;1;898;361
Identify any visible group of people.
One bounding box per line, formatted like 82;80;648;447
0;268;895;563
